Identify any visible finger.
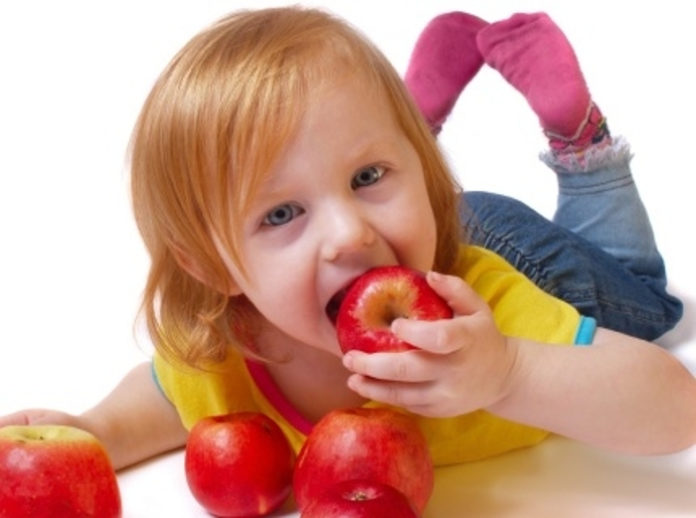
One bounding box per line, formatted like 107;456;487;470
0;410;73;428
392;316;473;355
346;374;434;409
426;271;489;317
0;410;36;427
342;350;437;382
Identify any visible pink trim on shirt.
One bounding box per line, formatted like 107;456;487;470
244;359;315;435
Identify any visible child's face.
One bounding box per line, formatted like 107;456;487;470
222;77;437;356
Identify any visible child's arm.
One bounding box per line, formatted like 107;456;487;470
486;327;696;453
343;272;696;454
0;362;188;470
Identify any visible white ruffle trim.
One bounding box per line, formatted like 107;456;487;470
539;136;633;174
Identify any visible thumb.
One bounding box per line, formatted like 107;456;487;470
426;271;488;317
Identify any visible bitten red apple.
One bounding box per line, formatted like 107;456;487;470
293;407;433;513
185;412;294;517
300;479;420;518
0;425;122;518
336;265;452;353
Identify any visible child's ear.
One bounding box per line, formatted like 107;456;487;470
171;245;242;296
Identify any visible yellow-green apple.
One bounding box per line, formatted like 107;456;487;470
293;407;433;513
335;265;452;353
184;412;295;517
0;425;121;518
300;479;420;517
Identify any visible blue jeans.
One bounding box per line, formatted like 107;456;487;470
459;138;683;340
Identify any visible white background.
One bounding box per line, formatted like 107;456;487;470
1;2;694;517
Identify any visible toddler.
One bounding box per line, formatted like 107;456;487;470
1;8;694;474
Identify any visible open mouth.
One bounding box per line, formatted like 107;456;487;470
326;287;349;326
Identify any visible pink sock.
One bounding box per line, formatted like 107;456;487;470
405;12;488;134
477;12;607;149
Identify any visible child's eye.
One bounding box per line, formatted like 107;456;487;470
351;165;385;189
263;203;304;226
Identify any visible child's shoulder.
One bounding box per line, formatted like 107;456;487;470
453;244;520;279
454;244;582;343
452;243;536;306
453;243;552;304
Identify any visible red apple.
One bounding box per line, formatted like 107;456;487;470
293;407;433;513
300;479;420;517
0;425;121;518
184;412;295;517
336;265;452;353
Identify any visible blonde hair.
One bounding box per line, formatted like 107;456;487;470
130;7;462;368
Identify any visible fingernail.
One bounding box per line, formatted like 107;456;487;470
342;352;354;369
427;271;443;283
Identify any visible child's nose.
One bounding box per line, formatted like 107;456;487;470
321;203;375;262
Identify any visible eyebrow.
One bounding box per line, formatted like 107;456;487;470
344;133;404;165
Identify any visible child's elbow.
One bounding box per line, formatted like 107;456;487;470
675;374;696;453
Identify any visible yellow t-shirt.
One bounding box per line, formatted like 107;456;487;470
153;245;594;465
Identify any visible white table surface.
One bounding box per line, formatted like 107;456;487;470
116;433;696;517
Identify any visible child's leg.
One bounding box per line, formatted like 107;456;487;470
404;12;488;134
470;12;683;338
548;138;666;285
460;191;683;340
403;11;683;338
476;12;662;278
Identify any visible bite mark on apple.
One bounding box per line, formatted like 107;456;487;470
352;279;416;329
335;265;452;353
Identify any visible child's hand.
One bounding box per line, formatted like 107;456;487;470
342;271;518;417
0;409;82;429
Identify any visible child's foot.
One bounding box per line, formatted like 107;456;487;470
477;12;610;152
404;12;488;134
